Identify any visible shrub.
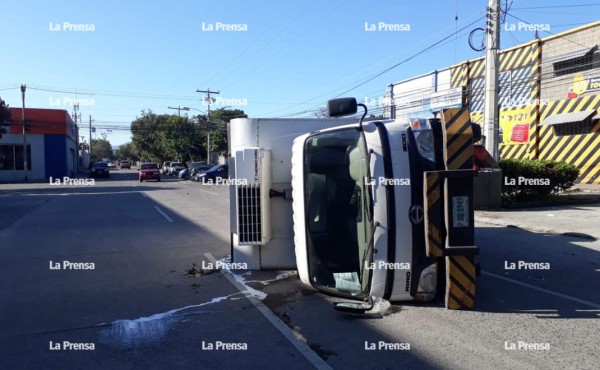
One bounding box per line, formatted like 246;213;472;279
499;159;579;201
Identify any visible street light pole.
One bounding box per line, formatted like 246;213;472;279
21;84;27;181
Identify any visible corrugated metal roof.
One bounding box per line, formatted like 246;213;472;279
538;110;596;126
542;45;598;66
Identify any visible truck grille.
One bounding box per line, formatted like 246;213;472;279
237;185;262;244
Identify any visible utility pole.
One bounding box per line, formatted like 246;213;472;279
73;103;80;171
483;0;500;160
89;115;93;163
168;106;188;116
196;88;220;163
21;84;28;181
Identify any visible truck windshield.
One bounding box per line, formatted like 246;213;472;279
303;128;373;298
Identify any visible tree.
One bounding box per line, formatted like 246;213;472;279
0;97;11;138
114;142;139;162
129;108;247;163
199;108;247;154
160;115;203;162
130;110;168;162
90;138;112;161
0;97;11;124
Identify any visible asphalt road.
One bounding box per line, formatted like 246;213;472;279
1;169;599;369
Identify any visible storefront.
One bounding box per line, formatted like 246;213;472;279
0;108;78;182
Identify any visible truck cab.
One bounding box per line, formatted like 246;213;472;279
291;116;439;303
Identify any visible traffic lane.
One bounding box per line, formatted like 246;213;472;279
0;181;319;369
0;185;230;336
0;277;315;370
140;179;232;243
475;224;600;307
0;192;53;230
259;271;598;370
0;186;204;261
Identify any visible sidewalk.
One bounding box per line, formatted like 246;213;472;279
475;202;600;240
571;183;600;193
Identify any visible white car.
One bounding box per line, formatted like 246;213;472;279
168;162;185;175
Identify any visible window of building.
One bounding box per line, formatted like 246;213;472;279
552;46;599;77
554;119;596;136
0;145;32;170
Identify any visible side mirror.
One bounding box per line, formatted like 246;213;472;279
327;98;358;118
333;302;367;314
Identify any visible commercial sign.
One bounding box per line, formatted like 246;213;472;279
471;106;531;145
572;73;600;95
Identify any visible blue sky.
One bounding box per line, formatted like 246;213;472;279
1;0;598;145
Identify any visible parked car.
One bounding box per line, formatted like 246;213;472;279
184;161;212;178
162;161;172;174
194;164;228;183
119;160;131;169
107;162;117;169
168;162;185;176
90;162;110;178
139;163;161;182
178;168;189;179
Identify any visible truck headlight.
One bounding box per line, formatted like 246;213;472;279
409;118;435;162
414;130;435;162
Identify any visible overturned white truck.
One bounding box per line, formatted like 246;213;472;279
228;98;479;312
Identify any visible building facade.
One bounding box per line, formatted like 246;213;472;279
0;108;78;182
385;21;600;184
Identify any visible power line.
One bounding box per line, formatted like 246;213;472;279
258;12;486;118
267;17;484;118
512;3;600;9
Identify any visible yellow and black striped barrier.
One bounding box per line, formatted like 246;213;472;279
424;171;443;258
423;107;478;310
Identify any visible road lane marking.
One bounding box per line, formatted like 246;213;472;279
196;187;218;195
154;206;174;223
204;253;332;370
483;271;600;309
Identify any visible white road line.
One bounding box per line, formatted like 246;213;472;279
154;206;174;223
196;187;218;195
140;192;149;198
483;271;600;309
204;253;332;370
